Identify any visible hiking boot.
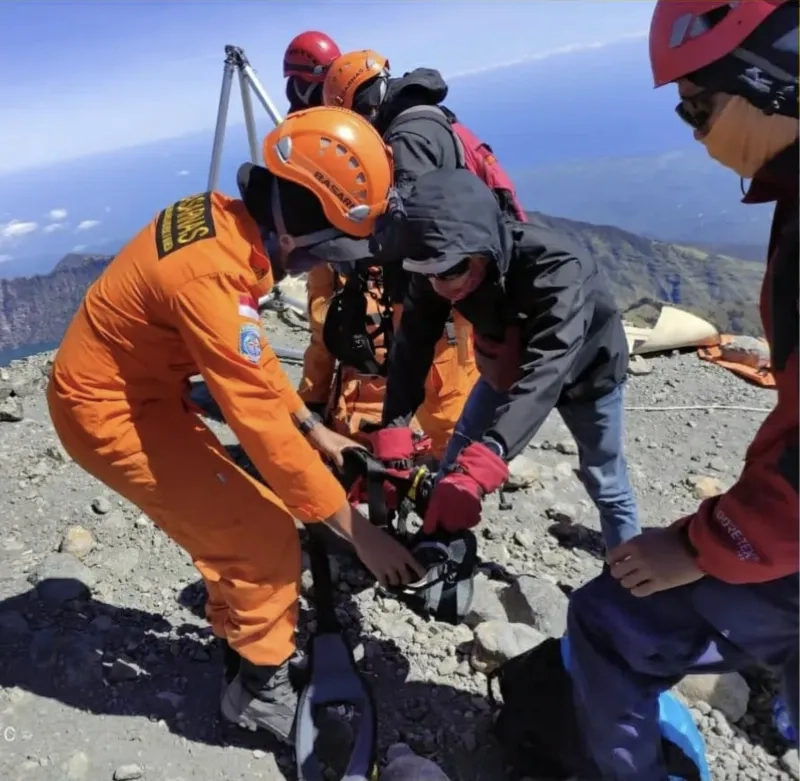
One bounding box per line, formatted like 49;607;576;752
220;656;299;743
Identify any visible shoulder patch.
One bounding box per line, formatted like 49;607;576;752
155;192;217;260
238;323;262;364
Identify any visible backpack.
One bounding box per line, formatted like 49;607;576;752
388;105;527;222
487;635;711;781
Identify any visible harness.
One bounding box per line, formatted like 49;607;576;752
337;447;512;624
322;266;460;381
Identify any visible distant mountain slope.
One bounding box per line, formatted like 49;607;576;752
0;256;112;352
522;211;763;336
0;213;764;354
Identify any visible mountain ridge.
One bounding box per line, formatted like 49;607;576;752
0;209;764;357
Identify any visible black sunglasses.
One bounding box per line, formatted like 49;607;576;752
675;89;715;130
424;257;472;281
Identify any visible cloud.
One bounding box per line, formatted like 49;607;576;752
446;29;648;80
176;169;190;176
0;254;12;263
44;223;66;234
76;219;101;232
1;219;38;239
72;244;87;252
48;208;68;221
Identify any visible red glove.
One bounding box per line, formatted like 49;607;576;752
423;442;509;533
348;427;416;510
369;427;415;467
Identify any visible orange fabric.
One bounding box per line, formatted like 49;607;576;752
297;263;338;406
697;334;776;388
418;310;479;455
47;191;347;665
297;266;479;457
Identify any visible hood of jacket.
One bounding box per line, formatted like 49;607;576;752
377;67;449;132
387;168;513;276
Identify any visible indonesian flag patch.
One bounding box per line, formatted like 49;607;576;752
238;295;259;321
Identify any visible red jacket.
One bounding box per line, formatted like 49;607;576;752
677;142;798;583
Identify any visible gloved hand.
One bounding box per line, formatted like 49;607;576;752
369;427;415;468
344;427;416;511
423;442;509;534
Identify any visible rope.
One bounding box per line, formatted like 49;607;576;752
625;404;772;413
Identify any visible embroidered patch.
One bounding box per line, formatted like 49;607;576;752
238;323;262;364
238;294;259;321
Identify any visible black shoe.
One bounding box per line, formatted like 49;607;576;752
220;657;299;743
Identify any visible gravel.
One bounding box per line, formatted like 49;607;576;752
0;316;795;781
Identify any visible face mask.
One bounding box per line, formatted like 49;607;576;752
700;95;799;178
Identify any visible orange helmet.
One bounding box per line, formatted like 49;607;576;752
263;106;394;238
322;50;390;111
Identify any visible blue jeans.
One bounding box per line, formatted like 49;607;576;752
439;378;640;549
568;568;799;780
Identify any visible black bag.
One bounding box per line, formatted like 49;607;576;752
488;637;597;780
488;637;705;781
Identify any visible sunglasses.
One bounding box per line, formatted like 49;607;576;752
424;257;472;281
675;89;715;130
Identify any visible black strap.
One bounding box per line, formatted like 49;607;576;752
305;527;340;633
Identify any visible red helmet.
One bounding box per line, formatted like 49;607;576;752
649;0;789;87
283;31;341;83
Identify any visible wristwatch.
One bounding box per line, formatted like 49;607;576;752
296;412;321;436
481;437;506;459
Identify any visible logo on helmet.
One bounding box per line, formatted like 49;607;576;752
313;170;357;209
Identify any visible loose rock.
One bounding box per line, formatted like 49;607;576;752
28;552;96;604
471;621;546;673
502;575;568;636
675;672;750;723
59;525;95;558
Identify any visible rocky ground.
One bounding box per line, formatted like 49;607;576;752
0;306;796;781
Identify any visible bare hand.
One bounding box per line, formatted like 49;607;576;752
307;425;362;469
607;526;704;597
353;522;425;588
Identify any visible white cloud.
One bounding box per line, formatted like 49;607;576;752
0;254;12;263
48;208;68;221
1;219;38;239
44;223;66;233
75;219;101;232
177;169;190;176
72;244;87;252
446;29;648;80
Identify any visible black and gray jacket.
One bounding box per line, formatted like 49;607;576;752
380;169;630;461
376;68;460;201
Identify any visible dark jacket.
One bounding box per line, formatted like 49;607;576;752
376;68;459;202
675;141;798;584
380;169;629;460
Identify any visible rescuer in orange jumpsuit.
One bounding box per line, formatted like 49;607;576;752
297;261;475;458
46;107;423;744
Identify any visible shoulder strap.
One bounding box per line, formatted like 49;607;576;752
388;105;466;168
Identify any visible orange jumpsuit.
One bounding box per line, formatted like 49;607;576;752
46;192;346;667
297;263;478;457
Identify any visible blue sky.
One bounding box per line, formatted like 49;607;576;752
1;0;656;173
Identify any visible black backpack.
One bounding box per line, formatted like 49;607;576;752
488;637;597;780
488;637;705;781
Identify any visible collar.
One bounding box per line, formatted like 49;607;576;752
742;141;798;205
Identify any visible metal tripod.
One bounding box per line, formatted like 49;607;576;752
207;45;283;192
206;45;308;348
